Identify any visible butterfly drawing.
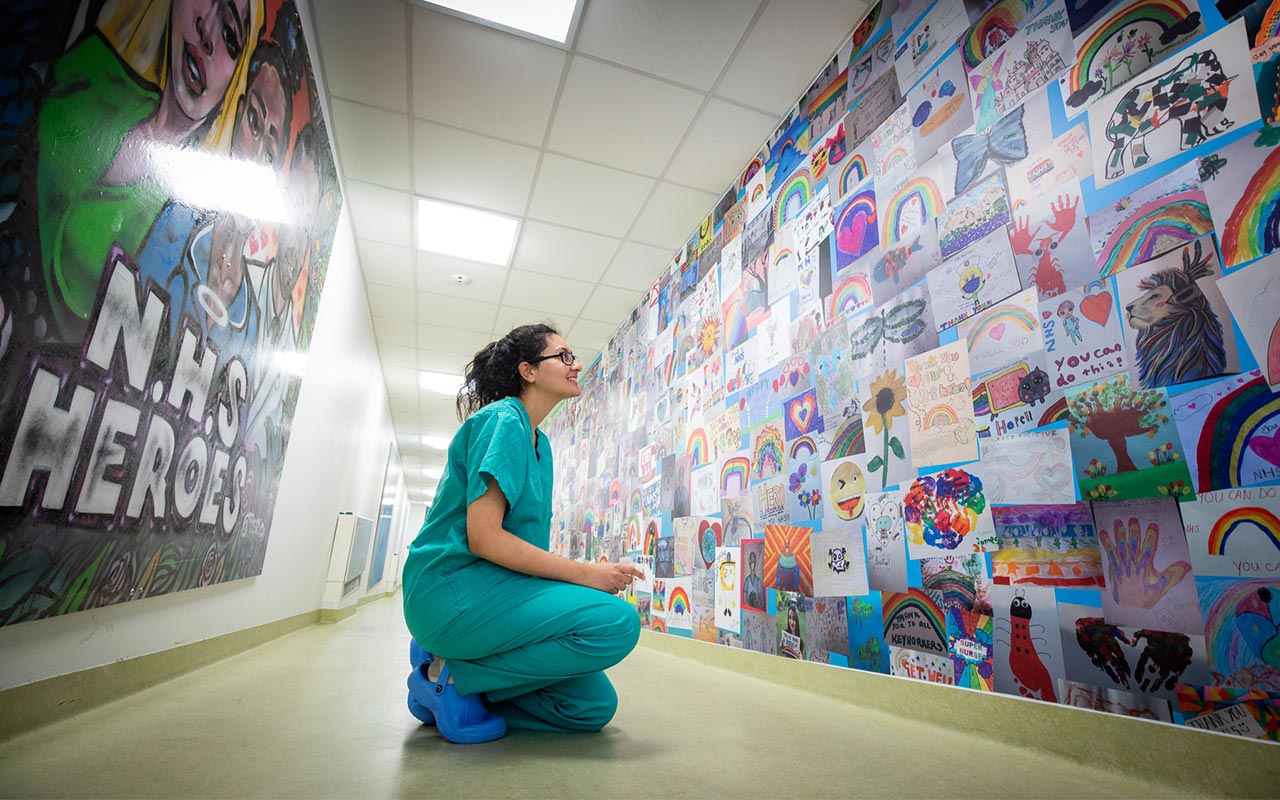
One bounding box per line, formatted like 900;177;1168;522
951;105;1028;196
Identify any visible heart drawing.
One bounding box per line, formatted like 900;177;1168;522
1080;291;1113;326
1248;430;1280;468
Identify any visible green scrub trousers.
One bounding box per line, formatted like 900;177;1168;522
403;398;640;732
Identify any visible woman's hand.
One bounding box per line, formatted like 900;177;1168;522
581;562;647;594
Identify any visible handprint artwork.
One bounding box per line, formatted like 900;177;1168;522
1093;498;1204;635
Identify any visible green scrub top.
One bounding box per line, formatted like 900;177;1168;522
403;397;554;605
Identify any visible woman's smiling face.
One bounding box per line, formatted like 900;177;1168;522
169;0;251;125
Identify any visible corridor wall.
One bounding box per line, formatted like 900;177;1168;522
545;0;1280;744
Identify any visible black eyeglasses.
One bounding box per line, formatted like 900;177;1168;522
527;350;577;366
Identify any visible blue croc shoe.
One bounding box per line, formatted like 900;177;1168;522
406;653;506;744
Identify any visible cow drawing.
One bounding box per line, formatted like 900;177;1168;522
1104;48;1234;180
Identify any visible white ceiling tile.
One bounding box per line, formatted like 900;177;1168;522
576;0;760;91
389;397;419;418
413;122;540;216
330;100;411;190
716;0;870;115
490;306;576;336
387;383;417;403
379;343;418;370
411;8;566;145
527;154;654;237
345;180;413;246
385;366;418;388
602;241;670;290
501;271;594;317
629;182;718;249
580;285;644;324
575;348;601;369
547;57;703;175
358;240;415;288
373;316;416;347
667;99;778;193
568;318;622;351
416;252;509;303
511;220;619;283
312;0;408;112
418;349;473;373
418;292;498;333
418;324;493;355
367;282;416;321
419;403;461;435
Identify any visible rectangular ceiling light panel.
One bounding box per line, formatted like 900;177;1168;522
416;0;582;46
417;197;519;265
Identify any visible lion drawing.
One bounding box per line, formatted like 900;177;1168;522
1125;240;1226;388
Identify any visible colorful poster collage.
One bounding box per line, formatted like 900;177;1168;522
544;0;1280;743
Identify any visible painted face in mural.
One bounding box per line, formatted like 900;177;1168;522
167;0;253;128
276;131;323;300
208;213;249;316
233;48;290;168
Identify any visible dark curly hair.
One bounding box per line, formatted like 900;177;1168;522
456;324;559;420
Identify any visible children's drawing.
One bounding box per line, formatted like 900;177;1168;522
947;104;1028;200
844;66;906;148
827;264;875;323
786;454;823;522
690;463;720;517
908;49;975;162
922;553;991;614
753;474;789;527
992;585;1065;701
849;282;940;383
1059;0;1205;113
879;160;947;245
741;609;776;654
776;590;808;659
891;645;958;685
1004;122;1093;201
969;349;1061;438
849;24;896;96
740;538;767;613
665;577;693;632
821;454;871;523
783;388;825;441
1065;374;1193;501
806;596;852;663
794;186;835;254
1060;680;1173;721
1087;19;1261;187
809;318;860;421
769;233;801;306
861;367;914;490
764;524;814;595
1092;497;1202;634
870;102;917;182
865;490;910;591
948;607;995;690
714;546;741;633
894;0;972;94
867;222;943;304
957;286;1043;376
831;178;880;271
905;341;980;467
1217;252;1280;391
1175;683;1280;739
1040;280;1127;391
1009;181;1096;298
926;227;1021;331
961;0;1056;70
968;5;1074;132
992;502;1104;587
672;517;698;577
749;418;787;482
1115;235;1239;390
1058;601;1210;700
936;171;1012;258
849;592;890;673
980;428;1075;505
812;526;870;596
884;588;950;656
1201;123;1280;268
722;496;757;545
904;467;997;557
1172;370;1280;492
1181;485;1280;580
1197;577;1280;691
1087;160;1213;277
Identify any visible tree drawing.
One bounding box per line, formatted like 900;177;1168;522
1066;376;1168;472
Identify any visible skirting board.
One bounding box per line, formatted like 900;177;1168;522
637;631;1279;798
0;609;319;742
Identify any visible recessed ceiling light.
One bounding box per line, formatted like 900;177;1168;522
421;434;452;449
423;466;444;478
415;0;582;45
417;198;519;265
419;370;465;396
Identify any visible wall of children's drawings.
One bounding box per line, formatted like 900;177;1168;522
544;0;1280;743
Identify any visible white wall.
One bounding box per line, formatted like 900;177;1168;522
0;206;398;687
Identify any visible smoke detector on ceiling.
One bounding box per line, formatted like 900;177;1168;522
450;274;472;286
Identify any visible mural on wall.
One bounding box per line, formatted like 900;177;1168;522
543;0;1280;744
0;0;341;625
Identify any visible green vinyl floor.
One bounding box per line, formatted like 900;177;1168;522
0;596;1198;799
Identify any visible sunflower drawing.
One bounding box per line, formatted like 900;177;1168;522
863;369;907;490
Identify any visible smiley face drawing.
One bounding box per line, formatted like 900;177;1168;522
829;460;867;521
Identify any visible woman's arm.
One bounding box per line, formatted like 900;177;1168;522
467;482;644;593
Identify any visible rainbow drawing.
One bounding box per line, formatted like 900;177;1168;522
962;0;1026;69
882;589;947;654
773;168;812;231
668;586;691;617
688;427;710;467
924;403;960;430
629;489;643;516
608;477;622;509
825;417;865;459
1063;0;1199;102
1221;145;1280;267
881;146;911;176
793;315;821;350
840;154;869;196
740;154;765;190
1096;193;1214;276
806;67;849;122
721;456;751;495
1197;374;1280;491
835;190;879;267
965;306;1038;353
644;519;659;556
789;436;817;460
829;272;873;319
752;424;786;480
882;175;944;245
1207;507;1280;554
